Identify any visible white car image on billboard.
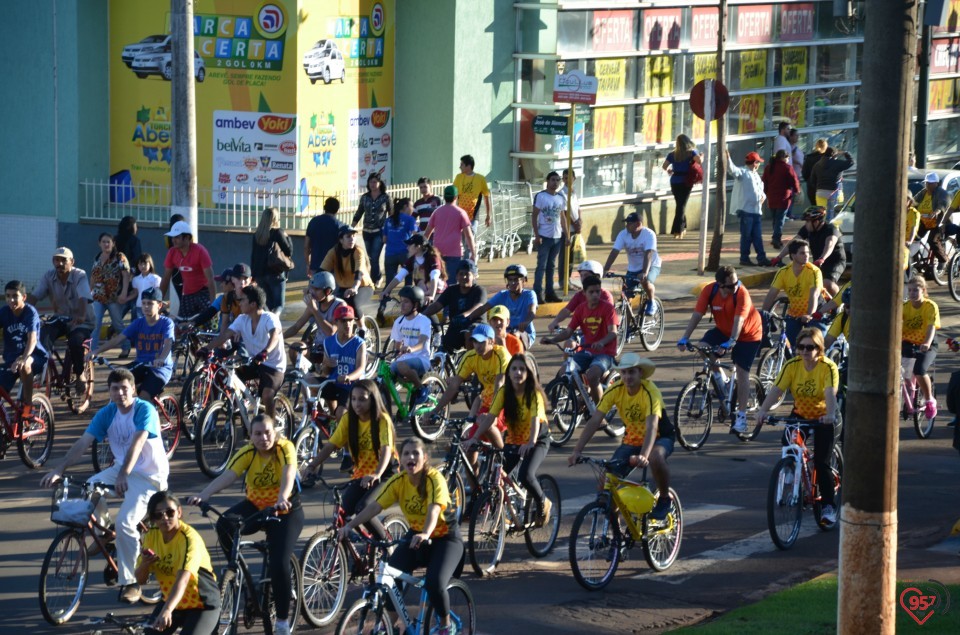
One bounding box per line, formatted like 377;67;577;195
303;39;345;84
131;44;206;82
121;34;170;67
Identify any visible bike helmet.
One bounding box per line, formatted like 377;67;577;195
504;264;528;280
577;260;603;276
398;285;425;307
802;206;827;221
310;271;336;291
841;286;852;307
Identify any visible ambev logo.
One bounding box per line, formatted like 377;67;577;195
258;115;295;135
371;110;390;129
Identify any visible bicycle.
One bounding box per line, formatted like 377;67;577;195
192;501;302;635
334;533;477;635
568;457;683;590
765;416;843;550
37;315;95;415
90;357;183;471
178;349;232;441
909;217;956;286
466;444;561;577
434;416;493;524
0;381;55;468
40;478;162;625
298;475;409;629
673;344;766;450
289;377;343;481
371;349;448;441
900;345;937;439
755;297;791;409
605;273;664;353
168;316;217;386
86;612;148;635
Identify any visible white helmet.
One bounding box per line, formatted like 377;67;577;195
578;260;603;276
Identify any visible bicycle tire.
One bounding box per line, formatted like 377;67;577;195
216;568;241;635
642;488;683;571
756;347;788;409
335;595;394;635
546;378;580;448
422;579;477;635
67;357;95;415
299;533;348;629
949;251;960;302
382;513;409;539
273;393;296;440
444;468;467;524
195;400;237;478
767;457;803;550
280;372;312;426
524;474;561;557
735;374;767;441
156;394;182;457
359;316;381;378
92;438;114;472
673;379;713;450
264;555;302;635
639;297;665;351
39;528;88;625
467;489;506;577
615;299;630;357
17;393;55;468
293;424;323;481
408;372;447;441
568;501;621;591
914;385;936;439
178;368;218;441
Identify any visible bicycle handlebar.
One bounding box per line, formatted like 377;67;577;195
684;343;728;358
187;499;280;525
764;416;823;426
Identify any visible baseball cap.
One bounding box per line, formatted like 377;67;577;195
443;185;458;199
471;323;496;343
404;233;426;247
487;305;510;322
333;304;356;321
624;212;641;224
141;287;163;302
458;259;478;274
925;172;939;184
745;151;764;164
613;352;656;378
52;247;74;260
231;263;252;279
338;225;359;237
165;220;192;237
215;268;234;282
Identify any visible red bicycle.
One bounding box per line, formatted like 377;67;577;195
0;383;55;468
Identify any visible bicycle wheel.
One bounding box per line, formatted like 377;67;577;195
293;424;323;481
444;468;467;524
179;368;221;439
949;251;960;301
422;579;477;635
359;316;381;378
467;489;506;576
639;297;665;351
216;568;242;635
546;378;580;448
767;457;803;550
264;555;302;635
756;347;787;409
382;513;409;539
600;371;625;438
92;438;114;472
673;379;713;450
642;488;683;571
524;474;561;557
615;299;630;356
17;393;55;468
335;596;394;635
914;386;936;439
273;393;296;440
195;400;237;478
408;372;447;441
735;374;767;441
299;533;348;629
568;501;621;591
156;394;182;457
39;528;88;625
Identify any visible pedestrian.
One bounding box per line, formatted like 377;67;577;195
662;134;701;239
558;168;583;282
453;154;492;231
90;232;132;357
251;207;294;314
772;121;791;157
115;216;141;321
423;185;476;275
352;173;391;286
305;197;343;277
762;149;801;249
531;171;567;303
413;177;442;232
159;221;217;318
164;214;186;317
382;197;418;284
725;149;771;266
789;129;805;177
125;253;162;320
801;138;827;208
811;147;854;220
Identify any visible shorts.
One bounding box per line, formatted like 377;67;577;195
180;289;212;319
819;256;847;283
701;328;761;373
902;340;937;376
236;363;285;397
466;407;507;439
320;382;351;405
129;364;168;399
390;356;431;376
610;439;674;477
570;351;615;374
0;354;47;391
625;267;660;298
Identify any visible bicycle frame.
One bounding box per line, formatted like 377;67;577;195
367;560;433;635
776;423;817;507
602;472;656;542
689;347;738;418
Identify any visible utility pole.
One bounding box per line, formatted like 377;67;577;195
838;1;917;633
171;0;198;235
915;0;932;168
707;0;728;271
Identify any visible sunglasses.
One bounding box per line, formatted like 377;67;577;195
150;508;178;521
720;283;738;289
795;344;819;352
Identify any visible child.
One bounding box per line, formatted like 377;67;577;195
126;253;162;319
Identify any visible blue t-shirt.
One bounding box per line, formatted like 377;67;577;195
666;150;699;186
0;304;46;365
122;316;175;381
489;289;538;342
383;214;418;257
306;214;344;270
323;334;364;387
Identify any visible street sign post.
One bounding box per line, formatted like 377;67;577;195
532;115;570;136
690;79;730;275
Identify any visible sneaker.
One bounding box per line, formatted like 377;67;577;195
820;505;837;524
649;495;672;521
924;399;938;420
536;497;553;528
643;301;656;316
73;377;87;395
119;583;141;604
435;622;459;635
415;386;431;404
731;411;749;435
273;621;291;635
739;259;755;266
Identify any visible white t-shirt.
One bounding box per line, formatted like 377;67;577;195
86;400;169;484
229;311;287;372
533;190;566;239
613;227;662;272
390;313;432;362
559;185;580;224
773;134;791;157
131;273;163;307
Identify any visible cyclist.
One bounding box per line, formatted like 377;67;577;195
769;207;846;296
28;246;95;394
602;212;662;318
188;263;252;333
136;491;220;635
305;379;395;541
87;287;174;401
382;233;448;307
824;285;853;349
568;353;675;520
677;265;763;435
422;259;487;353
762;238;824;347
913;172;951;266
41;368;170;604
319;304;367;417
902;277;940;420
546;260;614;332
468;264;538;349
541;275;619;405
488;305;524;356
0;280;47;418
283;271;346;366
389;286;434;403
320;225;375;317
340;436;462;635
755;327;839;524
466;353;552;526
189;414;301;635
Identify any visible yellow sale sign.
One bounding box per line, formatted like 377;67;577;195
690;54;718;140
780;47;807;127
737;50;766;134
642;56;673;144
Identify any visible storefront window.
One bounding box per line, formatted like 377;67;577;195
583;153;631;198
816;44;858;83
633;149;672;193
519;58;551;104
558;9;637;55
521;8;556;54
815;2;864;39
810;85;858;126
928;118;960;156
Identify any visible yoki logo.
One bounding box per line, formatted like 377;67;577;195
371;110;390;129
257;114;295;135
899;579;952;626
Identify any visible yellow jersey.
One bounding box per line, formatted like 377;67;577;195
771;263;823;318
597;380;664;446
328;413;396;479
489;388;547;445
774;356;839;419
375;468;455;538
457;346;510;409
227;438;299;510
452;173;491;221
139;522;218;610
902;298;940;345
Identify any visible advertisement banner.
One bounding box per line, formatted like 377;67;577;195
934;0;960;33
212;110;297;204
691;8;720;48
642;55;673;144
779;3;815;42
594;107;625;149
738;50;767;134
931;37;960;74
736;5;773;44
781;47;807;127
641;9;682;51
691;54;718;140
347;108;393;191
930;78;960;113
592;10;634;52
596;59;626;100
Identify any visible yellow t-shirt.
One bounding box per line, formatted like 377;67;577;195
138;522;218;610
375;468;455;538
328;413;395;479
227;439;298;510
905;205;920;242
457;346;510;409
827;311;850;341
918;191;937;228
774;356;839;419
452;173;491;221
902;298;940;345
772;263;823;317
596;380;664;446
320;247;374;289
489;388;547;445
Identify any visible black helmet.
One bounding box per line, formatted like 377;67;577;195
398;285;425;307
504;264;528;279
802;206;827;221
841;286;852;307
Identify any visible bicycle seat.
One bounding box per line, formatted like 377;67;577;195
289;342;309;353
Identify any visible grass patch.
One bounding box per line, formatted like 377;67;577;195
673;576;960;634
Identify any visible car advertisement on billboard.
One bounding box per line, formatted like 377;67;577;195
212;110;298;204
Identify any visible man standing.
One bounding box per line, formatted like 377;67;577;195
558;168;583;284
424;185;476;275
725;150;771;266
159;220;217;317
305;197;344;277
773;121;791;157
453;154;492;229
532;171;568;303
1;280;47;417
603;212;662;317
413;178;442;232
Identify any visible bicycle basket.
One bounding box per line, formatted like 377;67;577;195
617;483;655;516
50;482;95;527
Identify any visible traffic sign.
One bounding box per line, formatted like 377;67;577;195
553;70;598;105
690;79;730;121
532;115;570;136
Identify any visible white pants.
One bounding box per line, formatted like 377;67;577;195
88;465;167;586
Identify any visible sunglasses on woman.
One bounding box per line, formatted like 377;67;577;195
150;508;178;521
795;344;819;352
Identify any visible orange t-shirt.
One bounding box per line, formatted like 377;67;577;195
694;283;762;342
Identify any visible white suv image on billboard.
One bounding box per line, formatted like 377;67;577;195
303;39;345;84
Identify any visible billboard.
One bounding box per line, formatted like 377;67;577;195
211;110;298;204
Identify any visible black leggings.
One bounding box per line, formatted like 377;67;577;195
502;441;548;504
145;606;219;635
902;341;938;376
782;421;838;507
341;478;387;541
216;500;304;620
670;182;693;234
388;530;464;619
336;286;374;318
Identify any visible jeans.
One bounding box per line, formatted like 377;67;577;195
384;252;408;286
258;273;286;314
442;256;463;278
363;231;384;285
534;235;562;296
770;208;789;243
92;300;129;354
737;212;767;262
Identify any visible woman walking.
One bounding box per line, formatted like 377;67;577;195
662;134;701;238
382;197;418;284
251;207;294;314
352;173;392;286
90;232;132;357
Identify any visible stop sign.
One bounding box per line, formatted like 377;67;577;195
690;79;730;121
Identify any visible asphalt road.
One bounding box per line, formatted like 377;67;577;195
3;288;960;634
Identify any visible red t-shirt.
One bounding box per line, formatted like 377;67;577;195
426;204;471;258
694;283;762;342
569;300;620;357
165;243;213;295
565;288;614;314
